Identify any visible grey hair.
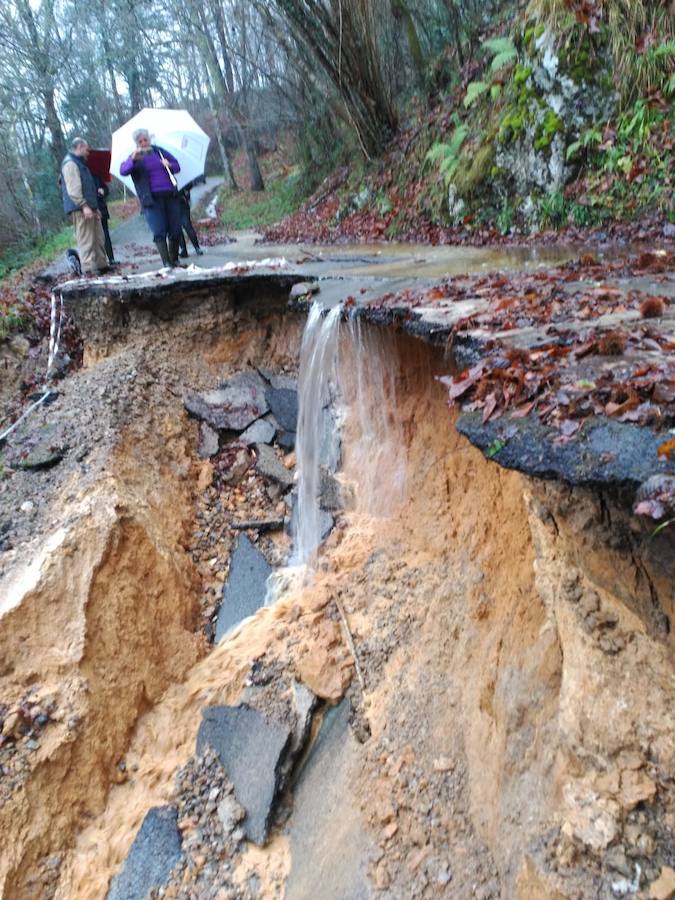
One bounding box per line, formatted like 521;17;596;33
71;137;88;150
132;128;151;143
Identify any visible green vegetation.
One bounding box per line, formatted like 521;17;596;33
0;226;72;282
219;171;307;231
419;0;674;235
0;309;31;340
424;124;469;185
528;0;675;105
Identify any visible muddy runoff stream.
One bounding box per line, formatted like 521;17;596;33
0;278;674;899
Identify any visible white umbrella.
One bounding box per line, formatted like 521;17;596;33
111;108;210;194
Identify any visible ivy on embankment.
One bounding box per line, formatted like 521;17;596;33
265;2;673;244
425;5;674;234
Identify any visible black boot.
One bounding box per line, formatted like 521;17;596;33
168;237;180;267
154;237;171;267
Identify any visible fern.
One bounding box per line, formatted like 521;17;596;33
482;37;517;56
425;126;470;185
490;49;518;72
464;81;489;108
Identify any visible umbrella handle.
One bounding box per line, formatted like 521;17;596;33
157;148;178;189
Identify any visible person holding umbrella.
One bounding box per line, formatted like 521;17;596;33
119;128;182;267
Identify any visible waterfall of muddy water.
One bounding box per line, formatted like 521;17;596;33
341;314;406;516
291;302;343;565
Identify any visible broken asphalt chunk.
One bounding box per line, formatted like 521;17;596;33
240;417;276;446
106;806;182;900
215;534;272;642
254;442;294;488
265;386;298;432
185;372;269;431
196;705;292;846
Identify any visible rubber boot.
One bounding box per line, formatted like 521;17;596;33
154;237;171;268
168;237;180;267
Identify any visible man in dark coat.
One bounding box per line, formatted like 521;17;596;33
60;138;108;275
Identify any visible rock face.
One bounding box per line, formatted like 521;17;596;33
215;534;272;642
254;443;294;489
107;806;182;900
265;385;298;433
285;700;374;900
196;705;292;846
240;418;276;446
197;423;220;459
185;372;269;431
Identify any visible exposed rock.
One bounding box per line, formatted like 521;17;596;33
185;372;269;431
215;534;272;642
217;793;246;833
240;418;276;446
285;699;374;900
279;681;318;787
620;769;657;811
561;780;619;850
296;641;352;702
106;806;182;900
197;423;219;459
320;469;343;511
196;705;292;845
265;386;298;432
254;443;294;489
319;407;341;472
277;430;296;451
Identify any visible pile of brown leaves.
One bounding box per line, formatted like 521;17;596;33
373;250;675;440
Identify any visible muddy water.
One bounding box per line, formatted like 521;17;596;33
209;230;639;280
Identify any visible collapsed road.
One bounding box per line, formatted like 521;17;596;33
0;245;674;899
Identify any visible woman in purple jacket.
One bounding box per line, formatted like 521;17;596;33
120;128;182;267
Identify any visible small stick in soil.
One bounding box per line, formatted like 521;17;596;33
334;593;365;694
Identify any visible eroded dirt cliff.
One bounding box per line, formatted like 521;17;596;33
0;284;672;899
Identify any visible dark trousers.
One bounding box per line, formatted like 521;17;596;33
178;204;200;253
143;192;182;241
101;215;114;262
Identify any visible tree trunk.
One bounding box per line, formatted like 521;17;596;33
390;0;426;87
43;88;66;165
206;84;239;190
234;122;264;191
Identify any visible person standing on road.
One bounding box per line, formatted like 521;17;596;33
92;174;116;265
60;138;109;275
177;185;204;258
119;128;182;267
